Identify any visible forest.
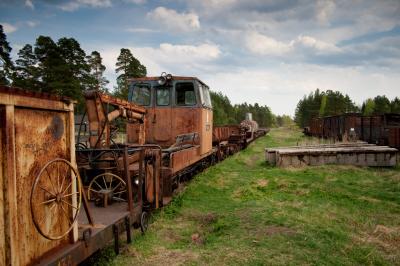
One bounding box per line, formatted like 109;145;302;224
294;89;400;128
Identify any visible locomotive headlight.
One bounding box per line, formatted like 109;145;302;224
158;77;166;85
158;72;167;85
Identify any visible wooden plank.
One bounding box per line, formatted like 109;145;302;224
0;106;6;266
68;105;79;243
4;105;18;266
0;92;73;112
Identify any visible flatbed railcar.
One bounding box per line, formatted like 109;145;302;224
0;74;268;266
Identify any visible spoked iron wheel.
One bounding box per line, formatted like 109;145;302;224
140;211;150;234
30;158;82;240
87;173;127;202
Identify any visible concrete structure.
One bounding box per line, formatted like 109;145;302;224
265;143;398;167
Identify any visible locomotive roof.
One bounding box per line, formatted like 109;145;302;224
128;76;208;86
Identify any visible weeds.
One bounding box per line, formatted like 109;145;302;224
103;128;400;266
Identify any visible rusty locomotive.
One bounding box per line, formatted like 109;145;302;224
0;74;267;265
304;113;400;149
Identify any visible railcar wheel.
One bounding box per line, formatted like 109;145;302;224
30;158;82;240
87;173;127;202
140;211;150;234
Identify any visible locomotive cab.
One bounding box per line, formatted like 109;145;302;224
127;74;213;157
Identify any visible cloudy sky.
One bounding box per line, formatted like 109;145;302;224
1;0;399;115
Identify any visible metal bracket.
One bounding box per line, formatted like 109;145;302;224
82;228;92;247
113;224;119;255
125;216;132;244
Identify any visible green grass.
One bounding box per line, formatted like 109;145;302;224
102;128;399;266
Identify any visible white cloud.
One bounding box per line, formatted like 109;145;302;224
25;0;34;9
315;0;335;25
89;42;221;90
1;23;17;34
123;0;146;4
293;35;341;54
26;21;39;27
156;43;220;61
245;31;292;56
60;0;112;11
245;31;340;56
125;27;158;33
147;7;200;32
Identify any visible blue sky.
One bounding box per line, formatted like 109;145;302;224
1;0;399;115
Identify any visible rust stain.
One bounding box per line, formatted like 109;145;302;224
47;115;64;140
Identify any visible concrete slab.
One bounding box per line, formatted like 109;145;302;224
266;143;398;167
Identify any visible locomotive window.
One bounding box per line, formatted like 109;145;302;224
199;84;212;108
175;82;196;106
156;87;170;106
131;85;151;106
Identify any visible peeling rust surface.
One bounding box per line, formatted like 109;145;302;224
15;108;70;265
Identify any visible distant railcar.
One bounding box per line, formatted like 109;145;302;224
306;113;400;149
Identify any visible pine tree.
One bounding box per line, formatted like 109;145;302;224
362;99;375;115
34;36;66;95
13;44;41;90
390;97;400;114
57;37;91;97
372;95;391;114
0;24;13;85
115;48;146;99
87;51;109;92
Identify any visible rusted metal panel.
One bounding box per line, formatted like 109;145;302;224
14;109;71;265
0;87;76;266
384;113;400;128
309;118;323;137
388;128;400;149
170;146;198;173
169;146;214;173
342;114;361;140
200;108;213;155
213;126;231;143
153;107;172;142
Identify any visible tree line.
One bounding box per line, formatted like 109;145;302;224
295;89;400;128
211;91;275;127
0;25;146;112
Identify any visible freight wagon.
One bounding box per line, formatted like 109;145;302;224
304;113;400;149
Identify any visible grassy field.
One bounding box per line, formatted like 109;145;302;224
93;127;400;265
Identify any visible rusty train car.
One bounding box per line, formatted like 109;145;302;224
0;74;268;265
304;113;400;149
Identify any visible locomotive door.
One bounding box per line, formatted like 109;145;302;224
152;85;172;144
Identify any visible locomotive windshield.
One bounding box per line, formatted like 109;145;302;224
130;84;151;106
175;82;196;106
199;83;212;108
156;86;170;106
